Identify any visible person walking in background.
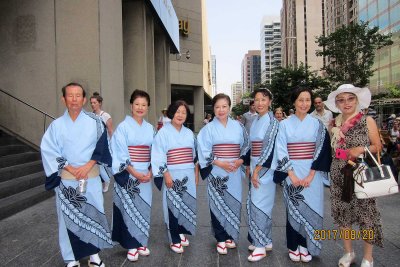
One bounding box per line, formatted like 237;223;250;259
203;113;212;125
311;96;333;187
90;92;113;192
311;96;333;129
273;86;331;263
274;107;286;122
41;82;112;267
157;107;171;130
151;100;198;254
197;93;249;255
110;90;155;262
241;100;257;135
324;84;383;267
245;89;279;262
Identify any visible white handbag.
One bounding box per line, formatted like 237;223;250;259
353;147;399;199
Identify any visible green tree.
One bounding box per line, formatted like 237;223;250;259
269;63;330;112
316;21;393;87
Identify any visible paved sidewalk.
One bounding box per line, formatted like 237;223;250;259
1;178;399;267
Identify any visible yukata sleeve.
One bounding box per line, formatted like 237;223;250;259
193;134;198;164
311;122;332;173
91;120;111;167
110;124;131;187
40;123;65;190
272;122;292;184
151;130;169;190
196;126;214;180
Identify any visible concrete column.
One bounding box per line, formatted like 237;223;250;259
145;11;156;125
154;25;171;126
99;0;124;125
193;86;204;133
122;0;147;116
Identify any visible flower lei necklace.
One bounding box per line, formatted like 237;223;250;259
331;111;363;150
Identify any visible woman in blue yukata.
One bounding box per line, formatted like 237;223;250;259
151;100;199;254
273;86;331;263
110;90;155;262
245;88;280;262
197;93;250;255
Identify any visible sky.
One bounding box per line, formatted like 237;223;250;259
206;0;282;97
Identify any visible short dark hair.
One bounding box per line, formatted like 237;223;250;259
167;100;190;120
130;89;150;106
249;100;254;106
212;93;231;108
252;88;273;100
290;86;313;104
62;82;86;97
90;92;103;103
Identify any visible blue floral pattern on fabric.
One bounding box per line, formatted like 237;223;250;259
285;183;305;206
172;176;188;197
125;178;141;199
62;186;87;208
56;157;68;170
209;175;229;196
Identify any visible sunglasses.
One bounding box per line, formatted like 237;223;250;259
335;95;357;105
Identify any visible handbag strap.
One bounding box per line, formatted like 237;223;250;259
364;146;380;167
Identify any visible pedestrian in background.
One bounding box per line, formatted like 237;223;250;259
90;91;113;192
274;107;286;122
325;84;383;267
273;86;331;263
245;88;279;262
157;107;171;130
151;100;198;254
241;100;257;135
110;90;155;262
311;96;333;187
197;93;249;255
41;82;112;267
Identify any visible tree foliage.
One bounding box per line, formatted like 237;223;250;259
268;63;331;112
316;21;393;87
372;84;400;100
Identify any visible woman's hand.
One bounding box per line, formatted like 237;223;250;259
214;160;234;173
74;160;96;180
288;170;301;187
231;159;243;172
251;171;260;189
346;146;364;161
164;172;173;188
301;170;315;188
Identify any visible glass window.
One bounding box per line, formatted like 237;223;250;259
359;0;367;9
378;0;389;13
379;12;390;29
359;9;368;22
367;3;377;19
379;48;390;66
390;4;400;23
391;63;400;84
379;67;390;84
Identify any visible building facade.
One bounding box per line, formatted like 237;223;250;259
325;0;359;36
260;16;281;84
170;0;210;132
211;54;217;96
281;0;324;72
241;50;261;92
0;0;209;146
231;81;243;106
358;1;400;93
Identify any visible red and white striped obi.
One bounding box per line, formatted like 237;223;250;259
167;147;193;165
213;144;240;159
287;142;315;160
251;141;263;157
128;145;151;163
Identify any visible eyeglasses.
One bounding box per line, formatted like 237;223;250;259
335;96;357;105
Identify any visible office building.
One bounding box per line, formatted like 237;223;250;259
260;16;281;84
281;0;324;72
241;50;261;92
231;81;243;106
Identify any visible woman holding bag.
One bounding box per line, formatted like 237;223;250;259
324;84;383;267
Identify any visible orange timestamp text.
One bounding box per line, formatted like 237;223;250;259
314;229;374;241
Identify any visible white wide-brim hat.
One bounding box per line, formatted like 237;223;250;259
324;84;371;113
